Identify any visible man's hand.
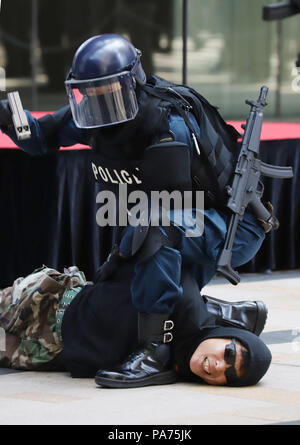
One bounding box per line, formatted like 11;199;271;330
0;99;13;129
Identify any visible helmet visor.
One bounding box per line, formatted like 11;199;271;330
65;72;138;128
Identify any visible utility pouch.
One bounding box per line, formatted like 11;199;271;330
140;141;192;194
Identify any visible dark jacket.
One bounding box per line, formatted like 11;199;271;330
61;257;215;378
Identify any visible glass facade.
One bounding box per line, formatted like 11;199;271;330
0;0;299;120
161;0;300;120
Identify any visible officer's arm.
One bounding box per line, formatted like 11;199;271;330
0;102;87;156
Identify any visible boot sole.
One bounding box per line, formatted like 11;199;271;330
95;370;177;389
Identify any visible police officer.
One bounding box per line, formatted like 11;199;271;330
0;34;267;388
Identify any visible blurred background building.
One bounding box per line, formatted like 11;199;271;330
0;0;299;120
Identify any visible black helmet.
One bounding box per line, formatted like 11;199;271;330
65;34;146;128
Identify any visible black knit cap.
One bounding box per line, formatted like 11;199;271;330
174;326;272;387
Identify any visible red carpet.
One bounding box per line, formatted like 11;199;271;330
228;121;300;141
0;112;299;149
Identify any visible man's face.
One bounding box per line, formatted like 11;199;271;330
189;338;247;385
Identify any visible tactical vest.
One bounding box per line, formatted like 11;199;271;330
141;75;241;207
88;75;240;210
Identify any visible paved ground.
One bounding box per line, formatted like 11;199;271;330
0;270;300;426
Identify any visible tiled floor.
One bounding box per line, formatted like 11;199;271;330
0;270;300;425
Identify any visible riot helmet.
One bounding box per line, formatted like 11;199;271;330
65;34;146;129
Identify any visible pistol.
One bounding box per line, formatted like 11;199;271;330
7;91;31;140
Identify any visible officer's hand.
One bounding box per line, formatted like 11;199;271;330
94;245;125;283
0;99;13;128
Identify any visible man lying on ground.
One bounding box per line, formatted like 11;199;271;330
0;258;271;388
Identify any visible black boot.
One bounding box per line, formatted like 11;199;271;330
203;295;268;336
95;313;177;388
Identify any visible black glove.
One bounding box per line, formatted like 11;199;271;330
94;245;126;283
0;100;13;129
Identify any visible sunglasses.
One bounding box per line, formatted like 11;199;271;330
224;338;238;384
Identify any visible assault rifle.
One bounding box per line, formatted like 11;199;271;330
216;86;293;285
